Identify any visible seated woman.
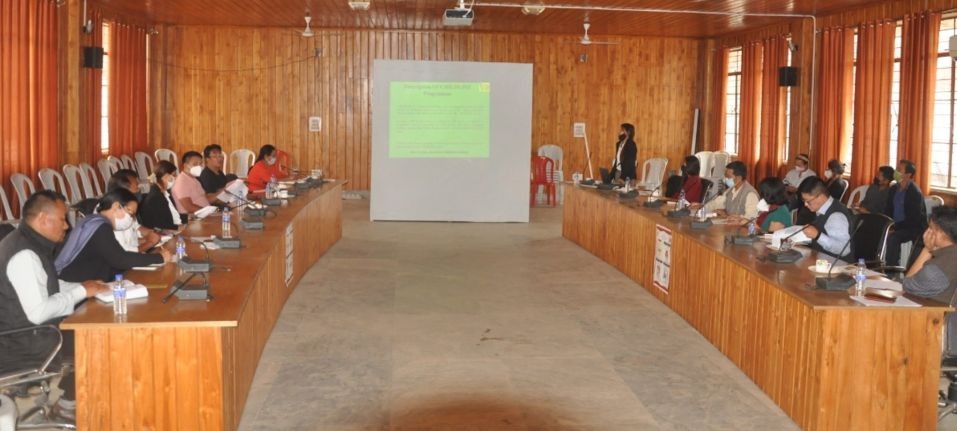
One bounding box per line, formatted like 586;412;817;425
823;159;849;201
139;161;187;231
664;156;708;203
56;189;171;283
246;145;288;192
755;177;793;233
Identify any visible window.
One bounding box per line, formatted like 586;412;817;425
889;24;904;167
100;22;110;155
930;16;957;189
725;47;743;155
784;42;793;158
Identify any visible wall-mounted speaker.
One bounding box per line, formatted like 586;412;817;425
778;66;798;87
83;46;103;69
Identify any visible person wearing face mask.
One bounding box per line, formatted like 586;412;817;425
857;166;895;215
107;169;160;253
885;159;928;266
782;154;816;194
822;159;849;201
695;161;759;222
247;144;290;192
0;191;108;420
56;189;171;283
172;151;219;214
608;123;637;183
139;161;187;231
755;177;793;233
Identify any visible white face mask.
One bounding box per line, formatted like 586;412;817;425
265;157;277;166
824;169;833;179
165;176;175;191
189;165;203;177
114;211;134;231
756;199;771;213
722;177;735;188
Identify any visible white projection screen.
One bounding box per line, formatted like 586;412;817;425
371;60;533;222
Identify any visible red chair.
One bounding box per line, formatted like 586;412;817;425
530;156;556;206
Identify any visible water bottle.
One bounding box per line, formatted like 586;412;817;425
855;258;867;296
175;235;187;262
747;220;757;236
677;189;687;210
222;211;232;238
269;175;278;198
112;274;127;316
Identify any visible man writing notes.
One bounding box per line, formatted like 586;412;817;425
799;177;854;259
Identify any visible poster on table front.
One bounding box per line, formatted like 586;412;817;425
653;224;672;293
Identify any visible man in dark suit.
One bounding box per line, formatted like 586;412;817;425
886;160;928;266
609;123;637;183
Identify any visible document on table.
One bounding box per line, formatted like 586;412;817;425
851;295;921;307
216;179;248;204
772;225;811;245
95;283;149;303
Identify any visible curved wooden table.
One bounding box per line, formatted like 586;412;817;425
61;180;344;431
563;185;950;431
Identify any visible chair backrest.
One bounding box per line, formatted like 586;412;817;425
118;154;136;172
97;158;122;192
531;156;555;184
853;213;894;263
155;148;178;167
694;151;715;177
847;185;868;207
835;179;849;202
134;151;155;181
37;168;70;202
61;164;86;204
9;173;36;214
536;145;563;172
712;152;731;173
640;158;668;188
0;186;14;222
79;162;103;198
927;195;945;217
229;149;256;179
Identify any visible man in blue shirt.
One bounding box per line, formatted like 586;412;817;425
886;160;928;266
799;177;854;259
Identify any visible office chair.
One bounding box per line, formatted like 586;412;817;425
852;213;893;268
0;325;75;430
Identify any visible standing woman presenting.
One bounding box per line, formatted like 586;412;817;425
610;123;637;183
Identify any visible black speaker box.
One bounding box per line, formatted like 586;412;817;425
778;66;798;87
83;46;104;69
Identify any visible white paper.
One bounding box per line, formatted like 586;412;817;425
850;295;921;307
193;206;219;219
863;279;904;291
773;225;811;245
217;180;249;204
95;283;149;303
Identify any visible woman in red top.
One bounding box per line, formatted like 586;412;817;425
246;144;288;192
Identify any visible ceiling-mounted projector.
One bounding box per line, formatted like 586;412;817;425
348;0;370;10
443;8;474;26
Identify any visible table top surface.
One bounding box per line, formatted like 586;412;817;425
572;186;953;312
61;180;345;329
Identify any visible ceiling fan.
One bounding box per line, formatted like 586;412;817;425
576;22;617;46
301;12;315;37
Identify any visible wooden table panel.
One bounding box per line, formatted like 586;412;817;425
563;185;948;430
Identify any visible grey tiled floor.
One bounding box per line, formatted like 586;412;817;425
237;200;803;430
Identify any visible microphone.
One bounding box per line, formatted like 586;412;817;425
814;218;861;290
725;215;760;245
764;222;811;263
690;183;716;229
163;272;211;302
178;237;212;273
643;185;665;208
224;190;266;217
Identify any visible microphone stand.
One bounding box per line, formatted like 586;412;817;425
814;219;861;290
725;215;760;245
642;185;665;208
162;272;197;303
765;223;809;263
690;183;716;229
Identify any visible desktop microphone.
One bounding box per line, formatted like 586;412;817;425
178;238;212;273
163;272;211;302
725;215;760;245
690;183;716;229
765;224;809;263
814;220;861;291
642;186;665;208
224;190;266;217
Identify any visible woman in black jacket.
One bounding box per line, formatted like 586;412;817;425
139;161;187;231
611;123;638;182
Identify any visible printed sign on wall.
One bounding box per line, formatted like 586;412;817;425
653;224;672;293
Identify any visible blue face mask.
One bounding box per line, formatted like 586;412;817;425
723;177;735;188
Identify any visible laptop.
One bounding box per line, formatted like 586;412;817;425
599;168;613;184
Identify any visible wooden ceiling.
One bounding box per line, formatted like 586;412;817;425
92;0;889;38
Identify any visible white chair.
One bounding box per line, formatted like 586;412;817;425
62;164;86;204
0;186;15;223
638;158;668;190
695;151;715;178
97;158;122;192
37;168;70;202
155;148;178;167
9;173;36;213
79;162;103;198
536;145;564;204
229;149;255;179
847;185;868;208
134;151;155;181
711;151;731;174
119;154;137;171
927;195;945;217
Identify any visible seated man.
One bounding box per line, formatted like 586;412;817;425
903;206;957;356
107;169;160;252
172;151;220;214
198;144;238;194
799;176;854;259
0;191;106;421
698;160;759;222
885;160;928;266
782;153;816;194
856;165;895;215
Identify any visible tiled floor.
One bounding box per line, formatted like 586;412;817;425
237;200;803;430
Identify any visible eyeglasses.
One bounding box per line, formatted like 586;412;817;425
802;193;824;205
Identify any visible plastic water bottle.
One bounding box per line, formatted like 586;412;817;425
747;220;757;236
222;211;232;238
855;258;867;296
112;274;127;316
175;235;187;262
268;175;278;198
624;177;631;193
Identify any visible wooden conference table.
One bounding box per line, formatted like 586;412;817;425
563;185;950;431
61;180;344;431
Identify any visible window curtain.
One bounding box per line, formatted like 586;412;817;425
850;20;896;190
737;41;764;172
898;12;941;193
83;9;104;164
754;36;788;181
0;0;59;214
814;27;855;177
707;47;728;152
108;22;148;158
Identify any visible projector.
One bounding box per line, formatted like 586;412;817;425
348;0;370;10
443;8;474;26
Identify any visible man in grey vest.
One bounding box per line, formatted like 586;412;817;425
0;191;107;420
799;177;854;259
903;206;957;356
698;160;759;222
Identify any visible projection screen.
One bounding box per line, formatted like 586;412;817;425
371;60;533;222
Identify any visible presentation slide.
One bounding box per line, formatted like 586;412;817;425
371;60;533;222
389;81;490;158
